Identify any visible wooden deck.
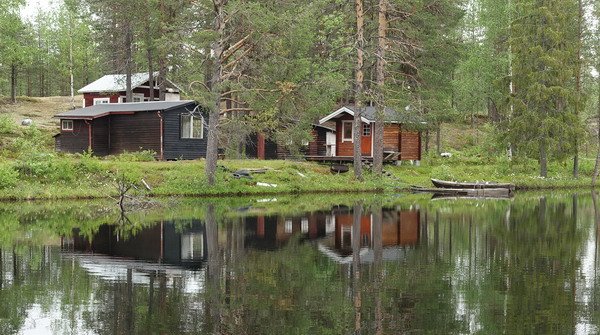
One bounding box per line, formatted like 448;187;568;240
305;155;400;163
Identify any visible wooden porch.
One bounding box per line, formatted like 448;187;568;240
305;154;400;164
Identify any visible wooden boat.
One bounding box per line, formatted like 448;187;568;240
431;178;515;191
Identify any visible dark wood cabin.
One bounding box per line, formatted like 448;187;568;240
316;105;422;162
245;124;335;160
79;72;181;107
54;100;208;160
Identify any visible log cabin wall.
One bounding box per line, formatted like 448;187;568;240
83;87;160;107
83;93;120;107
400;129;421;160
383;124;400;152
92;117;109;156
109;112;161;155
335;114;356;156
163;106;208;160
55;119;90;153
308;127;328;156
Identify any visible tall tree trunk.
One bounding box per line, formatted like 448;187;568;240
436;123;441;155
124;22;133;102
540;136;548;178
10;64;17;104
206;0;226;186
353;0;365;180
592;70;600;186
145;2;155;102
158;1;167;101
68;11;75;109
573;0;583;178
373;0;388;175
26;69;31;97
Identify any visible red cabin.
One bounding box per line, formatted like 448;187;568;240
78;72;181;107
317;105;422;162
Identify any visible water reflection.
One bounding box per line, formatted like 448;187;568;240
1;194;599;334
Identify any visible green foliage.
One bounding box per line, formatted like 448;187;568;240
113;150;156;162
0;115;17;134
430;164;456;181
507;0;581;174
0;164;18;189
9;125;50;155
16;153;75;182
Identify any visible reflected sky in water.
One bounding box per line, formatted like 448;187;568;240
0;193;598;334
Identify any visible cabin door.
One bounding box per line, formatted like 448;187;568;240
361;123;372;156
326;132;336;156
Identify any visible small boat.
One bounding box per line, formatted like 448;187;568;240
431;178;515;191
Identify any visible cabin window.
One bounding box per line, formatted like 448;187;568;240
118;94;145;103
342;121;353;142
181;114;204;139
93;98;110;105
362;123;371;136
61;119;74;131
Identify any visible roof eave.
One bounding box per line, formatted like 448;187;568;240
319;107;370;124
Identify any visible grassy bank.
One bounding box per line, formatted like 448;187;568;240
0;96;597;200
0;156;392;200
0;152;596;200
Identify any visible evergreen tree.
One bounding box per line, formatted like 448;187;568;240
508;0;581;177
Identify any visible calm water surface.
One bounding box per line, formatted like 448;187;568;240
1;192;599;334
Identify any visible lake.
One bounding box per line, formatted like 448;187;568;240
0;192;598;334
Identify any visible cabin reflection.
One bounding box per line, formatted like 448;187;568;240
64;219;207;269
245;207;420;261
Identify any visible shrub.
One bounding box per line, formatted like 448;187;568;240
0;115;17;135
0;164;18;189
16;153;76;182
113;150;157;162
75;151;104;174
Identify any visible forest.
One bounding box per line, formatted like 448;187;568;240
0;0;598;182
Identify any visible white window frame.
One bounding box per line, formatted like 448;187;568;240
342;120;353;142
180;114;204;139
118;93;145;103
362;123;371;136
93;98;110;105
61;119;74;131
132;94;145;103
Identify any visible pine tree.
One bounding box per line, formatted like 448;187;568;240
509;0;580;177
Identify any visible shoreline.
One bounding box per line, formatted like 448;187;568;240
0;157;597;201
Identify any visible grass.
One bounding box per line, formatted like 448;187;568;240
0;95;596;200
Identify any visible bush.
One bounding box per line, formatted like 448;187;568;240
113;150;157;162
16;153;76;182
75;151;104;174
0;164;18;189
0;115;17;135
